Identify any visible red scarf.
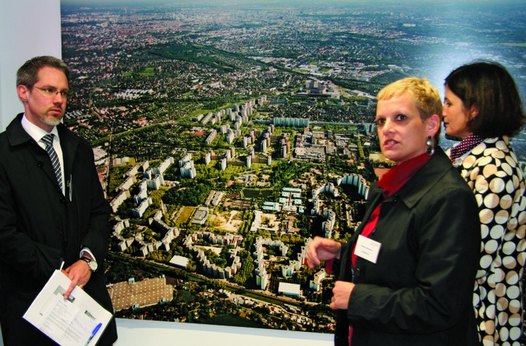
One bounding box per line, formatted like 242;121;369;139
377;152;432;197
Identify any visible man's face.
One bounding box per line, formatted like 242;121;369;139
17;66;69;132
375;93;437;164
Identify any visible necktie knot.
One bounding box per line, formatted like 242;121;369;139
41;133;54;148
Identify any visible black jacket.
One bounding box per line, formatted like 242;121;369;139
0;114;117;345
335;148;480;346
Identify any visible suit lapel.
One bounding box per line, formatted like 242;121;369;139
351;186;383;242
338;187;383;281
57;124;79;179
7;114;62;192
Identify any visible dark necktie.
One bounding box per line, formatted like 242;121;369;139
41;133;63;191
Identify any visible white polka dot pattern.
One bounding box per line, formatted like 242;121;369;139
457;137;526;345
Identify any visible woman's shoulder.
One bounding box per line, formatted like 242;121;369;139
461;137;523;181
472;137;511;154
462;137;516;166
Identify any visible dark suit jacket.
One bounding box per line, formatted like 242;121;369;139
0;113;117;345
335;148;480;346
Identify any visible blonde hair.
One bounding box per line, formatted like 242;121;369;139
378;77;442;121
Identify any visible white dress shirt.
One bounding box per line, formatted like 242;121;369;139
21;114;65;195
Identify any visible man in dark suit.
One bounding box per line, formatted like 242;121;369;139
0;56;118;345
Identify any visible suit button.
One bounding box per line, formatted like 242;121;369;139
60;197;66;204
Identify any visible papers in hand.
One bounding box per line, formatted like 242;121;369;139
23;270;112;346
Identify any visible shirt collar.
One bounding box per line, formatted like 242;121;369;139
449;134;484;162
21;114;59;144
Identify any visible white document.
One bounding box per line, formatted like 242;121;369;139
23;270;112;346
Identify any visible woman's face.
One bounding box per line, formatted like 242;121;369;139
375;93;438;164
442;85;473;140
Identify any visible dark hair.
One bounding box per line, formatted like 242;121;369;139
16;56;70;88
444;61;525;138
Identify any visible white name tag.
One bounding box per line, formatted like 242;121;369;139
355;235;381;264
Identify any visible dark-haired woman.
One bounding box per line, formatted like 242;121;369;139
444;61;526;345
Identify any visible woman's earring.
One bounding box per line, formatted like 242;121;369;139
426;136;435;155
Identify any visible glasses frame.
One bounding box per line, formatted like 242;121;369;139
32;86;70;99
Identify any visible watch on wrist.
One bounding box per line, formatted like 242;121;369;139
81;256;98;272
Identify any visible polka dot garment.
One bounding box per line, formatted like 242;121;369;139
453;137;526;346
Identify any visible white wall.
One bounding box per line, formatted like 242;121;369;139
0;0;62;131
1;318;332;346
115;319;331;346
0;1;332;345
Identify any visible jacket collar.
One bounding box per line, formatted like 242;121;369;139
7;113;81;174
392;147;453;210
369;148;452;210
6;113;33;147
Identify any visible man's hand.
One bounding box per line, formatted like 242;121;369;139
62;260;92;299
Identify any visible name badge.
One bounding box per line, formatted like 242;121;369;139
355;235;381;264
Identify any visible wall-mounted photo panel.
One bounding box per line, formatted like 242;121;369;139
60;0;526;335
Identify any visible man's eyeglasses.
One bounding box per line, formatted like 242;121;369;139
33;86;70;99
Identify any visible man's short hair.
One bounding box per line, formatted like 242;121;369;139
16;56;70;88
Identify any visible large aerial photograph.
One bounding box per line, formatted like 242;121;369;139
60;0;526;335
